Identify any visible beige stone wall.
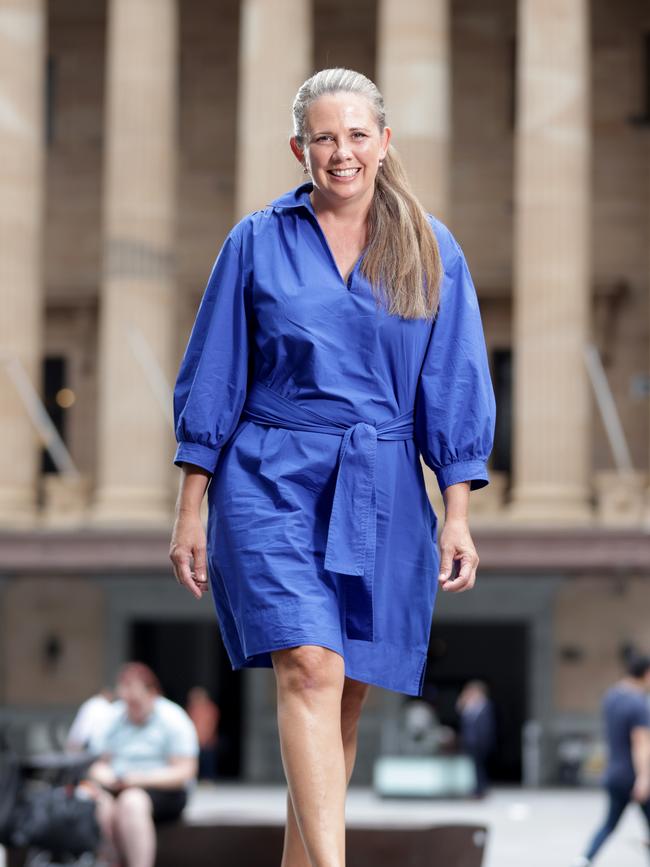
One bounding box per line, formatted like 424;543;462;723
0;0;46;525
3;0;649;775
177;0;240;352
313;0;376;81
553;576;650;713
451;0;515;293
591;0;650;473
45;0;105;486
37;0;650;487
46;0;106;301
1;577;105;706
451;0;650;480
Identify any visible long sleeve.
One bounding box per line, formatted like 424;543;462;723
173;229;251;474
414;230;496;493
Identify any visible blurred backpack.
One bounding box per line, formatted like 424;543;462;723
0;741;99;856
0;750;21;844
8;785;100;856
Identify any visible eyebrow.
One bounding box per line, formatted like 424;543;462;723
310;126;371;137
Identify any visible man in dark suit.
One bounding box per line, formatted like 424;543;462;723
457;680;496;798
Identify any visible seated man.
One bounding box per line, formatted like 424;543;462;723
86;662;198;867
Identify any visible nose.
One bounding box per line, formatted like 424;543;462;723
332;140;352;162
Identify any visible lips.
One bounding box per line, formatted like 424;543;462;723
327;167;361;177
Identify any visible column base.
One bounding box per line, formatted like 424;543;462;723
0;485;39;528
90;484;173;528
644;485;650;531
42;473;92;528
594;469;646;527
507;483;593;526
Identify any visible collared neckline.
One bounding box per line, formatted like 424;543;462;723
269;182;364;290
269;182;315;214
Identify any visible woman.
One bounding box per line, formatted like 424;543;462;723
170;68;495;867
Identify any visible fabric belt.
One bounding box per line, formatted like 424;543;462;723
241;381;415;643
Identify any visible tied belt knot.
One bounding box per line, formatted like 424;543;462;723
241;381;414;643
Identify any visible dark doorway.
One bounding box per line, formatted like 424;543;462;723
422;621;528;783
130;620;243;779
41;356;67;474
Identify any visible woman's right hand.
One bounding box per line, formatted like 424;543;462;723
169;509;208;600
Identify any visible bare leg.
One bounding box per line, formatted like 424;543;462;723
91;788;120;859
277;667;370;867
272;646;348;867
339;678;371;781
112;788;156;867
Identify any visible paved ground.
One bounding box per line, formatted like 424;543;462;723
2;785;649;866
185;784;650;867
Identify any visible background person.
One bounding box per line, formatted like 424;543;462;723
66;686;115;753
186;686;220;780
456;680;496;798
170;67;495;867
572;654;650;866
86;662;198;867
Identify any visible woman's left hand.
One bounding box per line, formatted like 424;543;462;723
437;517;479;593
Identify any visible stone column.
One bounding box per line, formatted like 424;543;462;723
0;0;46;526
376;0;451;221
92;0;178;525
236;0;311;218
643;136;650;532
647;225;650;525
509;0;592;523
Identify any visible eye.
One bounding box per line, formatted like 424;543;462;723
351;131;367;139
314;134;333;143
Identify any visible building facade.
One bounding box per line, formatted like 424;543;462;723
1;0;649;784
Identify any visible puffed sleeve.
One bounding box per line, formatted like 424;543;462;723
414;229;496;493
173;227;251;474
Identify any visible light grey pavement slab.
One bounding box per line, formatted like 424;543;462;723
185;784;650;867
1;786;648;866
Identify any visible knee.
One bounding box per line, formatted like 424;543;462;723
115;787;153;823
273;645;343;696
341;680;370;735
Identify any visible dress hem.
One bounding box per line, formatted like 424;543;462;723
227;636;428;698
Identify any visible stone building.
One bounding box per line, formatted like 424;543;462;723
1;0;649;784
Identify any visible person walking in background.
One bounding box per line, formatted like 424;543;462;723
85;662;198;867
456;680;496;798
571;655;650;866
186;686;220;780
170;67;495;866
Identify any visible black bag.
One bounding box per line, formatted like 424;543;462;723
0;752;22;844
8;786;100;856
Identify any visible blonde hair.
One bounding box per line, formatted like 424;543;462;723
292;68;442;320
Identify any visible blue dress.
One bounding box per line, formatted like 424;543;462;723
173;183;496;696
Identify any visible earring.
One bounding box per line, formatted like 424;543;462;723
303;165;310;175
378;159;384;170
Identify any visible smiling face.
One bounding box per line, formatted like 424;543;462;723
291;91;391;212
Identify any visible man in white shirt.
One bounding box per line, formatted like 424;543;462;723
86;663;198;867
66;688;115;752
